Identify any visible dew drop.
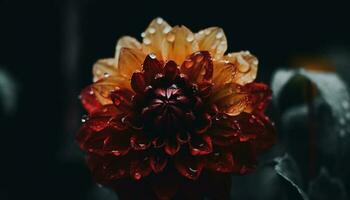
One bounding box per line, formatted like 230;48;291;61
163;26;171;34
186;34;194;42
216;31;223;39
141;32;146;38
95;69;102;75
103;72;110;78
149;53;157;59
166;33;175;42
81;115;88;123
148;27;156;34
144;37;151;45
112;150;121;156
156;17;163;24
89;90;94;95
339;117;346;125
133;172;142;180
184;60;194;68
198;30;204;35
205;29;211;35
188;167;198;177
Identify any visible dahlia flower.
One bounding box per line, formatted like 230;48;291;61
77;18;276;196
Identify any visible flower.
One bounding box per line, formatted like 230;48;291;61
77;17;276;195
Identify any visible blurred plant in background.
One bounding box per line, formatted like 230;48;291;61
228;56;350;200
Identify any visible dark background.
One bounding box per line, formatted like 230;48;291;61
0;0;349;199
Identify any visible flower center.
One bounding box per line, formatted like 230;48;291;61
140;78;199;138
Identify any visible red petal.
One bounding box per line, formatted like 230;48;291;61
163;60;179;81
243;82;272;112
206;150;234;172
189;134;213;156
176;132;191;144
81;126;131;156
164;139;180;156
103;130;131;156
152;137;165;148
150;151;168;173
131;72;146;94
80;85;102;113
110;89;134;112
130;134;152;150
180;51;213;83
195;113;212;134
86;154;129;183
143;54;163;84
197;81;213;98
130;154;152;180
174;152;204;180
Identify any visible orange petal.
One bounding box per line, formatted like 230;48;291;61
115;36;142;66
116;47;146;79
164;25;199;64
195;27;227;59
180;51;213;83
91;75;130;105
210;83;250;116
210;82;271;116
142;17;172;60
225;51;258;85
92;58;117;82
212;59;235;90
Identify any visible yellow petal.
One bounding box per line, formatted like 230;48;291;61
209;83;250;116
116;47;146;79
91;76;130;105
195;27;227;59
212;60;234;90
115;36;142;66
142;17;172;60
92;58;116;82
164;25;199;64
225;51;258;85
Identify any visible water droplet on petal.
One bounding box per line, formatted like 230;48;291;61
148;27;156;34
81;115;88;123
141;32;146;38
144;38;151;45
149;53;157;59
156;17;163;24
112;150;121;156
133;172;142;180
166;33;175;42
216;31;223;39
186;34;194;42
205;29;211;35
163;26;171;34
89;90;94;95
103;72;110;78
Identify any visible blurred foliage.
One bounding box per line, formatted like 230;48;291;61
0;68;17;116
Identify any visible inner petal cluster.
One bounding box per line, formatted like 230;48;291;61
111;52;215;156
